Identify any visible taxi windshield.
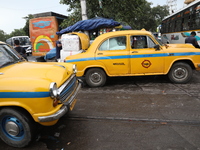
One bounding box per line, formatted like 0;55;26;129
0;44;24;68
152;33;163;46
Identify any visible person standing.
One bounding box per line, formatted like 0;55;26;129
56;35;62;62
14;39;28;60
185;31;200;48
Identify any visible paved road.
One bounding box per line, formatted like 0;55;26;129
1;55;200;150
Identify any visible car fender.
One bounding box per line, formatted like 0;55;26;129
164;58;195;74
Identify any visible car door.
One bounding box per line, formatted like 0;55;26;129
95;36;130;75
130;35;165;74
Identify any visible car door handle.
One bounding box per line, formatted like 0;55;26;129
97;53;103;55
132;51;138;53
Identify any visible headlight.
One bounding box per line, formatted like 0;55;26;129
50;82;59;99
73;64;77;74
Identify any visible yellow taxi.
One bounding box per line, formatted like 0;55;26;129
0;41;81;147
64;30;200;87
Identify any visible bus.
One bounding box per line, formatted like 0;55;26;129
161;0;200;45
6;36;32;56
29;12;68;56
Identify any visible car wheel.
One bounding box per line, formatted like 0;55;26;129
0;108;36;148
85;68;107;87
168;62;193;84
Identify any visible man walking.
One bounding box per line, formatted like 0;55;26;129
14;39;28;60
185;31;200;48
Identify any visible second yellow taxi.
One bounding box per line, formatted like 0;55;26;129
64;30;200;87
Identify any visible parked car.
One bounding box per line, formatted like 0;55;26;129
63;30;200;87
0;41;82;147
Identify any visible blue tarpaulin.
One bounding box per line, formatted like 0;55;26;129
44;48;56;60
56;17;121;35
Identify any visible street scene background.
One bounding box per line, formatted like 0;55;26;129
1;55;200;150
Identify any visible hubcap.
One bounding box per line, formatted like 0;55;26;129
5;121;20;136
174;68;187;79
91;72;101;83
1;116;24;140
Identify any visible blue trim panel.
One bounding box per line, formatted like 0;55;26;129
65;52;200;63
0;92;50;98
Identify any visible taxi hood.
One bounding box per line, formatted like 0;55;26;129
166;43;195;49
0;62;72;89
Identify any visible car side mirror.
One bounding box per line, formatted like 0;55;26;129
154;45;160;51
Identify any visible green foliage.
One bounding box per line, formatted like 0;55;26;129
9;29;26;37
23;14;34;36
1;1;169;41
60;0;169;32
0;30;9;42
60;9;82;28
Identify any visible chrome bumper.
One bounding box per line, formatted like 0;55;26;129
38;105;68;122
38;79;82;122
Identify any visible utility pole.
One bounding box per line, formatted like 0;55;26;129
80;0;89;35
99;0;102;8
80;0;88;20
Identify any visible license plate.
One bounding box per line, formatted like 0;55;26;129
70;99;77;111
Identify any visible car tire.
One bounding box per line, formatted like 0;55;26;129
0;108;36;148
85;68;107;87
168;62;193;84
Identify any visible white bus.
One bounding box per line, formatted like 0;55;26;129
6;36;32;55
161;0;200;45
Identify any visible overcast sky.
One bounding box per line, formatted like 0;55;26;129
0;0;185;34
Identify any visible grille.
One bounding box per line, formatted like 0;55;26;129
58;74;77;103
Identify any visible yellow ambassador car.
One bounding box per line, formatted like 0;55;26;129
64;30;200;87
0;41;82;147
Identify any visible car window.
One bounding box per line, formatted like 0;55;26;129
0;44;21;68
130;36;157;49
147;36;156;48
99;36;126;51
131;36;147;49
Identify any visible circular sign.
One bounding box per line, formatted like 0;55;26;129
141;60;151;68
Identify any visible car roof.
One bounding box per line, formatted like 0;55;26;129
98;30;152;38
93;30;152;42
0;41;6;44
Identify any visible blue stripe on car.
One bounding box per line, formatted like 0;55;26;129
0;92;50;98
65;52;200;63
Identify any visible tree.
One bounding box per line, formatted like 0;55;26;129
61;9;82;28
9;29;26;37
23;14;34;36
60;0;169;32
0;30;9;42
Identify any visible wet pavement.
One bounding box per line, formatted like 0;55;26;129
1;55;200;150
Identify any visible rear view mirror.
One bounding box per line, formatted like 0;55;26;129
154;45;160;51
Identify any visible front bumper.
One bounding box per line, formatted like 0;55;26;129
38;105;68;122
38;79;82;122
